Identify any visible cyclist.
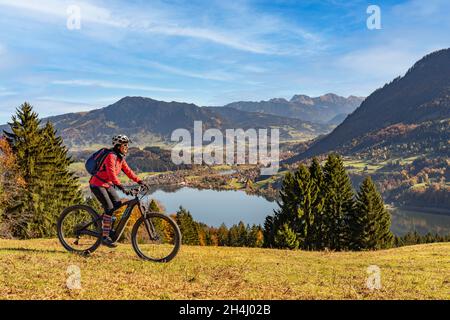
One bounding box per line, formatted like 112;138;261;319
90;134;145;248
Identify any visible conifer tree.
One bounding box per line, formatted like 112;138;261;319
262;215;274;248
176;207;199;245
274;223;299;249
238;222;248;246
3;103;82;238
271;171;300;248
248;225;264;248
293;165;314;249
322;154;355;250
217;223;229;246
350;177;394;250
149;199;162;212
309;158;325;250
269;164;318;249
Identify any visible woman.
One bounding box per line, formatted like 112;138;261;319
89;134;145;247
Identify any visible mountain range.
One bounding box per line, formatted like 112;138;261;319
1;97;334;149
289;48;450;162
2;49;448;159
220;93;364;123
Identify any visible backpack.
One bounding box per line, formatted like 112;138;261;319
85;148;114;176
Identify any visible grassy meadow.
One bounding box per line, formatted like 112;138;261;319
0;239;448;300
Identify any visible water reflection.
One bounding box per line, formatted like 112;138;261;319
145;187;450;235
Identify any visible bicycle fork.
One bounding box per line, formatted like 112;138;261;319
140;206;159;241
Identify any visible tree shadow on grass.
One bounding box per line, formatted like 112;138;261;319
0;247;69;254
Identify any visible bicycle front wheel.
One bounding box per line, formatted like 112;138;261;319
131;212;181;262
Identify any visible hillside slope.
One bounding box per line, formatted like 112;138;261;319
292;48;450;161
0;239;448;299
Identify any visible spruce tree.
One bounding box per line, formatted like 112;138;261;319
271;164;318;249
176;207;199;245
217;223;229;246
149;199;162;212
271;170;302;249
227;224;239;246
262;215;274;248
248;225;264;248
350;177;394;250
3;103;82;238
322;154;355;250
309;158;325;250
274;171;298;227
293;165;314;249
274;223;299;249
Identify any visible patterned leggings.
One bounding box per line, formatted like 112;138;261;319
90;185;122;237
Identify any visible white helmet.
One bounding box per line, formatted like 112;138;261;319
112;134;132;146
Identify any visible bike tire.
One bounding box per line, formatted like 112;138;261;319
131;212;182;263
57;205;102;255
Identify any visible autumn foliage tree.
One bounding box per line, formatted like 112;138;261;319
0;137;26;237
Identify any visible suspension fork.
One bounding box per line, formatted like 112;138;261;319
138;203;157;239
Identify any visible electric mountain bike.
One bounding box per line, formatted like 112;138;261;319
57;185;181;262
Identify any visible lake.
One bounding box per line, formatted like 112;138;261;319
148;187;450;236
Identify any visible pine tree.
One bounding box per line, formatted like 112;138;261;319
237;222;248;247
3;103;82;238
269;163;321;250
309;158;325;250
294;165;314;250
274;171;298;227
350;177;394;250
227;224;239;246
248;225;264;248
322;154;355;250
271;171;301;249
262;215;274;248
176;207;199;245
31;122;82;237
149;199;162;212
217;223;228;246
274;223;299;249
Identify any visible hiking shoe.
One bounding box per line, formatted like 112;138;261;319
102;236;117;248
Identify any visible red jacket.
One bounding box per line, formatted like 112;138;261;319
89;152;141;188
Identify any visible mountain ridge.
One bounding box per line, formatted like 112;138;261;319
1;96;332;149
288;48;450;162
220;93;365;123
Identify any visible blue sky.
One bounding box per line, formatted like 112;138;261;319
0;0;449;123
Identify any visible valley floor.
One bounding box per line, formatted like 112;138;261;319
0;239;448;300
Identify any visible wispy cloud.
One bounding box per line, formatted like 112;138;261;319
0;0;449;124
0;87;16;97
337;47;420;78
143;61;234;81
52;79;181;92
0;0;314;55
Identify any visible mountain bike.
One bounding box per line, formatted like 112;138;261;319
57;185;181;262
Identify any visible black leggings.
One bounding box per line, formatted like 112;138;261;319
90;185;121;216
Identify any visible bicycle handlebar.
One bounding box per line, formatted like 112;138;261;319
123;184;150;197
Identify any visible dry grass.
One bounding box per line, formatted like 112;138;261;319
0;239;449;300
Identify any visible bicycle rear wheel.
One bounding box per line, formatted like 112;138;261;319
57;205;102;254
131;212;181;262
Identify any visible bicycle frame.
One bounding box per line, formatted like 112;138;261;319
78;187;155;243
